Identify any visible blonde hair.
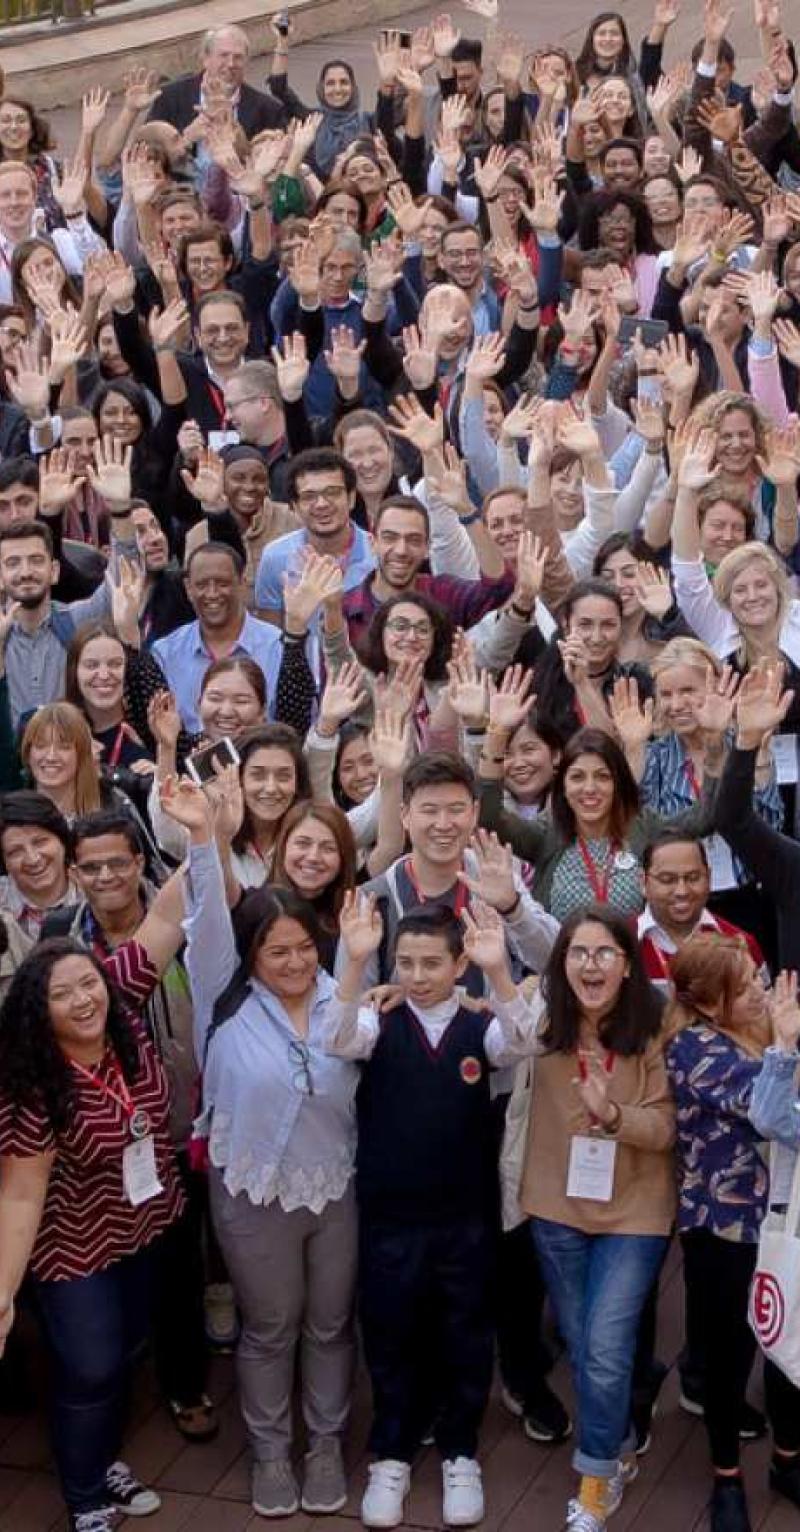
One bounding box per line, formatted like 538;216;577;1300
650;636;721;684
712;542;789;664
21;702;102;816
663;932;766;1056
687;390;768;457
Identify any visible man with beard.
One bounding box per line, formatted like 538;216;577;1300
131;504;195;645
255;448;374;622
0;520;134;728
152;541;281;731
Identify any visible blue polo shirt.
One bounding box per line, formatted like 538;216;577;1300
254;524;376;616
152;612;282;733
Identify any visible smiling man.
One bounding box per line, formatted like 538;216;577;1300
254;448;375;623
0;791;75;940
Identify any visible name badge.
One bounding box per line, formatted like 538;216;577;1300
208;428;240;452
704;832;736;892
122;1135;164;1207
771;734;799;786
567;1134;617;1202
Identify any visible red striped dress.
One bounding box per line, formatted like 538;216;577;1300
0;940;184;1283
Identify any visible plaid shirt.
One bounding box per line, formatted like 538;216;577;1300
342;570;514;652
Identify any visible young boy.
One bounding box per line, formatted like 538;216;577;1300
323;891;543;1530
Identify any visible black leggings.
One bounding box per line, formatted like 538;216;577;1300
681;1229;800;1471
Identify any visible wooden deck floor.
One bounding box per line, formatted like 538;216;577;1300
0;1245;793;1532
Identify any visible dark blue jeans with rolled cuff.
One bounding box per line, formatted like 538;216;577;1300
33;1241;160;1514
532;1217;669;1478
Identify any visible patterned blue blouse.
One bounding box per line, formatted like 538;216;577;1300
641;733;783;889
666;1022;768;1244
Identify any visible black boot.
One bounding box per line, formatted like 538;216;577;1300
770;1453;800;1509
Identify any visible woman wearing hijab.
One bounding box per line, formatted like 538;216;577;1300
268;47;372;180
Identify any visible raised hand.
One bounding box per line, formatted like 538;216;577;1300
465;331;507;384
339;888;384;963
122;65;160;114
39;447;86;516
386;182;432;238
460;828;517;914
6;340;51;419
147;690;182;751
461;899;510;977
87;435;132;509
104;251;137;311
282;549;344;632
82;87;110;136
323;325;366;395
364;242;401;297
424;443;471;515
514;532;547;608
558;288;597;348
52;155;89;219
658;331;700;396
401;323;439;392
473;144;508;202
756;421;800;488
270;332;309;402
447;649;489;727
410;24;436;73
696;96;743;145
289;239;321;305
370;702;408;778
769;969;800;1051
501;393;542;443
487;663;535;732
109;555;145;645
677;427;718;491
432;11;461;59
251;127;293;182
633;562;673;619
735;663;793;748
556;401;602;460
387;394;444;456
374;656;424;718
608;675;655;751
204;759;245;844
148;296;190;350
318;661;368;733
773;318;800;371
522;171;564;235
632;397;666;449
675;144;703;186
160;773;214;835
180;446;226;507
574;1052;616;1127
693;662;741;737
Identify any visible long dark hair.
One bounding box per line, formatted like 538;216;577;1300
550;727;640;843
11;237;81;330
540;904;662;1055
533;579;623;725
575;12;634;82
0;938;140;1133
578;189;656;256
90;377;152;442
272;801;357;930
233;724;310;855
0;97;54;157
361;590;454;683
211;884;325;1030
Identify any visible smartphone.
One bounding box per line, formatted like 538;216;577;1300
274;10;290;35
186;737;240;788
380;27;412;47
617;316;669;350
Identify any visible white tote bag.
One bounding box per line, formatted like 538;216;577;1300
748;1148;800;1388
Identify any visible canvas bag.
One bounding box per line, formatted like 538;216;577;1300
748;1147;800;1388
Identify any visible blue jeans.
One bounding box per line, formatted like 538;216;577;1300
532;1218;668;1477
34;1242;159;1513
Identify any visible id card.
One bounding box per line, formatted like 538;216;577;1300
122;1135;164;1207
566;1134;617;1202
704;833;736;892
208;428;240;452
771;734;799;786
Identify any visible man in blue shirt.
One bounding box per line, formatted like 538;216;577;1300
153;542;282;733
254;447;375;623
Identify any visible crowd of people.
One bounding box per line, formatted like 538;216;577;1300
1;1;800;1529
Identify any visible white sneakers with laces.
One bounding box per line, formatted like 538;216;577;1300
361;1459;411;1527
442;1457;484;1527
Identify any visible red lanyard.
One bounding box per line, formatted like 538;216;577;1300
577;1046;615;1082
405;856;468;917
207;382;225;425
683;758;701;799
577;838;618;904
106;722;130;772
70;1055;150;1139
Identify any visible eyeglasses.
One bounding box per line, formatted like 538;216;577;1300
295;487;346;508
565;945;625;969
288;1038;315;1095
384;618;433;638
75;856;136;879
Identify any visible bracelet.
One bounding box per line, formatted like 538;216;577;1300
465;724;488;736
460;510;480;525
282;629;307;644
496;893;521;917
709;248;727;263
518;300;540;311
64;211;85;222
386;177;402;188
645;443;663;456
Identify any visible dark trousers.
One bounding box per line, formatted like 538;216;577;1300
681;1229;800;1470
496;1220;552;1406
152;1153;209;1407
34;1242;159;1513
359;1214;496;1463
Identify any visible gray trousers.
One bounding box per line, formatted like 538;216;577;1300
209;1170;358;1460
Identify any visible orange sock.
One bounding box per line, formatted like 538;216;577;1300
578;1474;608;1520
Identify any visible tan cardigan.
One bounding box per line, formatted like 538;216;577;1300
520;1035;676;1237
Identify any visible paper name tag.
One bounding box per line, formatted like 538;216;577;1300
208;429;240;452
566;1133;617;1202
122;1135;164;1207
771;735;799;786
704;833;736;892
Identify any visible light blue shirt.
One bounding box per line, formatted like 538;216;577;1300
152;612;282;733
184;841;358;1211
254;524;376;615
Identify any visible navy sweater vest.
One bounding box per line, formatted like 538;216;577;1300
355;1000;498;1224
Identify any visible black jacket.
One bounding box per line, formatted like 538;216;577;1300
148;75;284;136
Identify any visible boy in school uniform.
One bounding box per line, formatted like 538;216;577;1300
322;892;543;1530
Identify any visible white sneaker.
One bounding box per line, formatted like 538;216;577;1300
442;1458;484;1527
606;1457;638;1516
361;1460;411;1528
565;1504;606;1531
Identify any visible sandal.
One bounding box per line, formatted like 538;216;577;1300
168;1396;219;1442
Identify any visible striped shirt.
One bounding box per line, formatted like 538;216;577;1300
0;940;183;1282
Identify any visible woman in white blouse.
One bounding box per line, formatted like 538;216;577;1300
171;785;359;1523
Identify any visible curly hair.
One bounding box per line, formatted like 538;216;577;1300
360;590;454;683
685;391;768;458
0;938;140;1134
578;189;656;256
0;97;54;158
